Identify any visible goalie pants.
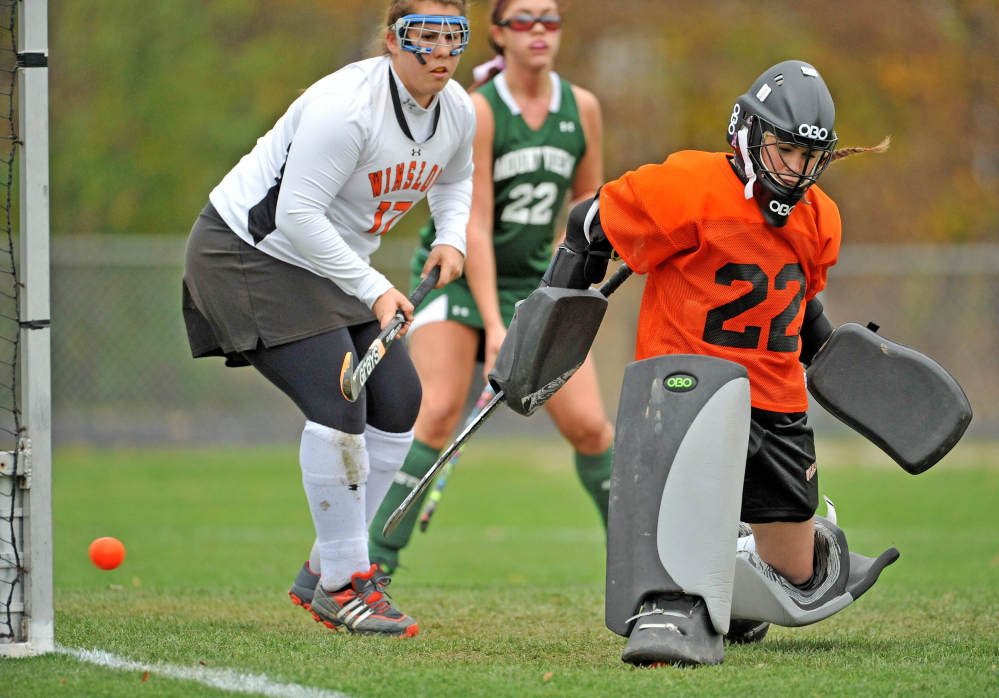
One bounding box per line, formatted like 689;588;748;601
742;408;819;524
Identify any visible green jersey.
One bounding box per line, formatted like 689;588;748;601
417;71;587;282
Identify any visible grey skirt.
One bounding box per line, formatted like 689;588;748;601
182;203;376;367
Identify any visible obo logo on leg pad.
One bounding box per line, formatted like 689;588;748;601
665;374;697;392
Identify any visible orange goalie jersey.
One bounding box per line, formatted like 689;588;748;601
600;150;842;412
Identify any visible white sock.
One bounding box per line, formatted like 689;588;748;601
363;425;415;525
309;539;321;576
306;426;413;575
737;533;757;553
299;421;370;591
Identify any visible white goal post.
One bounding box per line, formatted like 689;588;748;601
0;0;52;657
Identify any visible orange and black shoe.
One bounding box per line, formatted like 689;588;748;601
309;564;418;637
288;561;321;610
288;560;393;611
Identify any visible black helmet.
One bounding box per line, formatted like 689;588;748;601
726;60;838;226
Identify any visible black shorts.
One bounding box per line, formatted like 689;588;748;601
182;203;375;367
740;408;819;524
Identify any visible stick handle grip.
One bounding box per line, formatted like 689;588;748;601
598;263;633;298
409;265;441;308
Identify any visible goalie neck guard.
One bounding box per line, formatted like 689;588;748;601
727;60;838;227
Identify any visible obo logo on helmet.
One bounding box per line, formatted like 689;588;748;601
727;104;741;136
798;124;829;140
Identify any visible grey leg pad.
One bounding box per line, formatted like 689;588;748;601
606;355;750;638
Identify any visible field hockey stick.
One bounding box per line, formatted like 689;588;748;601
383;388;504;536
383;263;634;536
340;266;441;402
418;384;496;532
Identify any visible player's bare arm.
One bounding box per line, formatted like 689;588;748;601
568;85;604;205
462;91;507;375
552;86;602;250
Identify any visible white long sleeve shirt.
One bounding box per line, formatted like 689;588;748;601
210;55;475;308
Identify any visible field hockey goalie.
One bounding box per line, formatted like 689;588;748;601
487;191;972;666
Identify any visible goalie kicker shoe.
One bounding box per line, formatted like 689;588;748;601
738;517;850;614
308;564;418;637
726;522;771;645
621;593;724;667
288;560;392;611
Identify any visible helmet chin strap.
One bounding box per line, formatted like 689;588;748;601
736;127;756;200
415;53;427;65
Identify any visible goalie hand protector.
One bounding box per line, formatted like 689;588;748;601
542;192;615;289
488;286;608;416
806;322;972;474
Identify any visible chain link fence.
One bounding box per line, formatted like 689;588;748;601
50;236;997;445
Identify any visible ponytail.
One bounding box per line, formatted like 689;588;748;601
832;136;891;162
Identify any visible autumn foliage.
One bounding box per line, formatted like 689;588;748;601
46;0;998;243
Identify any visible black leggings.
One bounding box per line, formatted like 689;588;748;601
241;322;422;435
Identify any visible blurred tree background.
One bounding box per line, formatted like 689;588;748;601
46;0;999;243
27;0;999;443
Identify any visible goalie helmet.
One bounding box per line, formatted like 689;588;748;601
727;60;838;227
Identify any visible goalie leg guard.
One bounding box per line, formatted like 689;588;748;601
731;516;899;627
606;355;751;666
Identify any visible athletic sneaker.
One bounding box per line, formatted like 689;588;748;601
287;559;393;611
288;561;321;610
308;564;418;637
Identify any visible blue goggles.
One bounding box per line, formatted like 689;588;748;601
391;14;470;56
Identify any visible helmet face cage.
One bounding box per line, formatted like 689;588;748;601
392;14;470;57
746;116;837;200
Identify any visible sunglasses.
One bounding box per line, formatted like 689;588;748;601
497;14;562;32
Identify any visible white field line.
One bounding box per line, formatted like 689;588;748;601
56;645;354;698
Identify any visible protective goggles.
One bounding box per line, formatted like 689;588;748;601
497;14;562;32
391;14;470;56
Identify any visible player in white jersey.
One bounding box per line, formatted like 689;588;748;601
182;0;474;637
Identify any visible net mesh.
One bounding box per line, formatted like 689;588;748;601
0;0;21;644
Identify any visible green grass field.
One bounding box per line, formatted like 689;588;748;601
3;437;999;697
